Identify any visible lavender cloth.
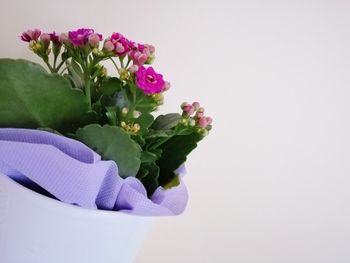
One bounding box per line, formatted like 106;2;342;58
0;128;188;216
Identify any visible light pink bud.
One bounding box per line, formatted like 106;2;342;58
192;102;200;110
104;41;114;52
206;116;213;125
129;64;139;73
181;102;189;109
59;33;69;44
40;33;51;44
163;81;171;91
196;112;204;118
115;42;125;54
183;105;195;115
133;111;141;118
145;44;155;54
197;107;205;113
198;117;208;128
88;34;101;47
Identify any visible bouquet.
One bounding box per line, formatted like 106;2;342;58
0;28;212;213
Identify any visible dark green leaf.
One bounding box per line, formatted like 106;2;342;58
139;162;160;196
151;113;182;131
140;151;158;163
76;124;142;178
156;133;202;186
0;59;89;132
100;77;123;96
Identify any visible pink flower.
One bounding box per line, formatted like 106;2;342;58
103;40;114;52
88;33;102;47
21;29;41;42
135;66;165;94
129;42;155;66
40;33;51;45
197;117;208;128
49;32;60;44
68;28;102;46
109;33;130;56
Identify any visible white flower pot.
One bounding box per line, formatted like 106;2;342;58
0;172;154;263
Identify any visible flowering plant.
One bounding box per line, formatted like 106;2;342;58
0;28;212;196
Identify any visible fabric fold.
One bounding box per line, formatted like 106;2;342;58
0;128;188;216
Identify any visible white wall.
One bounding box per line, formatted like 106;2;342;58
1;0;350;262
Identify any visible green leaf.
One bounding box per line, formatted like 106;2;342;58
151;113;182;131
140;151;158;163
139;162;160;196
0;59;89;132
76;124;142;178
156;133;202;186
67;59;84;89
137;113;154;135
100;77;123;96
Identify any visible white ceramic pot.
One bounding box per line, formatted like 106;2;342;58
0;172;154;263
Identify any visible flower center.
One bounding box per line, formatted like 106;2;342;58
146;74;157;84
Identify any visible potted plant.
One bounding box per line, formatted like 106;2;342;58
0;28;212;262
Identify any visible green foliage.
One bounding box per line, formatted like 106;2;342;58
76;124;142;178
151;113;181;131
0;40;211;197
156;133;203;186
0;59;89;132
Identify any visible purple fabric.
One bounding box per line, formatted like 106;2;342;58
0;128;188;216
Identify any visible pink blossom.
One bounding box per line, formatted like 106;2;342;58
110;33;130;56
49;32;60;44
206;116;213;125
40;33;51;44
21;29;41;42
59;33;69;44
103;40;114;52
197;117;208;128
135;66;165;94
88;33;102;47
68;28;102;46
129;42;155;66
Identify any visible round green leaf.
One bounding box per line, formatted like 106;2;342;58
0;59;89;132
76;124;142;178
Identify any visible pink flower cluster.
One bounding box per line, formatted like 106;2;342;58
21;28;167;95
68;28;102;47
103;33;155;67
181;102;213;129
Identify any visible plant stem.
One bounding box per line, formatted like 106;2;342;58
84;73;91;108
44;60;54;73
53;55;57;72
109;57;119;71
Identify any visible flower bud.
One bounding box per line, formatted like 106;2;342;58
121;107;129;115
88;33;101;47
133;123;141;132
206;116;213;125
40;33;51;46
59;33;69;44
183;105;195;116
133;111;141;118
119;68;130;81
197;116;208;128
181;102;189;109
163;81;171;91
103;40;114;52
197;107;205;113
115;42;125;54
192;102;200;110
189;119;196;126
128;64;139;73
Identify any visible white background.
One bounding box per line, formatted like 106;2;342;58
1;0;350;262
